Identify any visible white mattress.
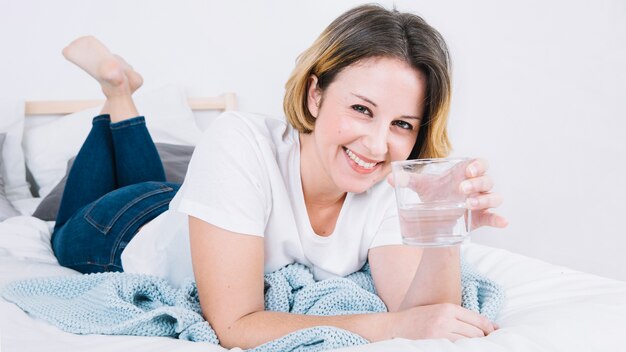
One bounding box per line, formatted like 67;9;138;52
1;214;626;352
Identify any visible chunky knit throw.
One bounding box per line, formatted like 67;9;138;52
1;261;504;351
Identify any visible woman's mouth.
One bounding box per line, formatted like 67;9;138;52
342;147;382;173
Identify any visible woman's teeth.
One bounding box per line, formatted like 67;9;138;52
344;148;377;169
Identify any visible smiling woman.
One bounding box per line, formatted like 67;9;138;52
41;3;505;350
180;4;505;348
2;2;626;352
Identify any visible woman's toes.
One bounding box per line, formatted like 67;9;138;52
62;36;110;66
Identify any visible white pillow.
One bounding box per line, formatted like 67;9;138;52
0;99;32;201
1;133;22;220
23;85;203;198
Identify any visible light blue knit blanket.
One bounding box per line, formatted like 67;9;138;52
1;262;504;351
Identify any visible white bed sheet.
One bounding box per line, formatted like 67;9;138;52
1;214;625;352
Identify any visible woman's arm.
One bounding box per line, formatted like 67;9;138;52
189;216;393;349
368;245;460;313
190;217;493;347
368;245;499;340
373;158;507;312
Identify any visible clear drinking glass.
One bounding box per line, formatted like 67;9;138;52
391;158;472;247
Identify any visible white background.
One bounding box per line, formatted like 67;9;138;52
1;0;625;280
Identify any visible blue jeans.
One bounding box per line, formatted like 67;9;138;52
51;115;180;273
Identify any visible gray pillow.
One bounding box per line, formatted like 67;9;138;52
32;143;194;221
1;133;22;221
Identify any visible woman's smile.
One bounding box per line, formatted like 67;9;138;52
342;146;383;174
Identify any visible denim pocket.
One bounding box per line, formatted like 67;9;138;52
84;181;175;235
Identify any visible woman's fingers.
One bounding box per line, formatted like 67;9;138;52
455;307;495;336
450;321;488;338
398;304;498;341
473;211;509;229
460;176;494;195
458;162;506;230
466;158;489;178
446;332;473;341
466;192;503;210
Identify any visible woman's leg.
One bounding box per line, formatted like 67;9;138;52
54;36;165;228
110;116;166;188
52;37;176;273
54;115;116;228
53;181;180;273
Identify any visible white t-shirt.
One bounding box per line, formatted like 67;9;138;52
122;111;402;287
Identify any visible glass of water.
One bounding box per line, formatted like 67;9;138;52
391;158;473;247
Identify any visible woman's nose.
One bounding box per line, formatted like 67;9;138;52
363;123;388;158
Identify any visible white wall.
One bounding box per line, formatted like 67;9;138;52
2;0;625;280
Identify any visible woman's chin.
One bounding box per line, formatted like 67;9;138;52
338;177;383;194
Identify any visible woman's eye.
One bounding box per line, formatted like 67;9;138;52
351;104;372;116
392;120;414;130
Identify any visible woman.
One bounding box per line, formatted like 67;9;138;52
52;4;507;349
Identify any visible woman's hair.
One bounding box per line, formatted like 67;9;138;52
283;4;452;159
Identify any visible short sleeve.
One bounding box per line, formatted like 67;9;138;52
174;112;269;236
369;196;403;248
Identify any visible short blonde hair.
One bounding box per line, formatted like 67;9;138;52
283;4;452;159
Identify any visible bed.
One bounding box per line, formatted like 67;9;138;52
1;87;626;351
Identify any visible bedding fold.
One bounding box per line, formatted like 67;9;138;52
1;260;503;351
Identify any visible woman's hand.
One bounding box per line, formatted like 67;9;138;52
387;158;508;230
389;303;497;340
458;158;508;230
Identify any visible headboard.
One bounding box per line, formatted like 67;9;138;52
24;92;237;115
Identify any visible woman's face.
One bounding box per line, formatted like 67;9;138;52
306;56;427;194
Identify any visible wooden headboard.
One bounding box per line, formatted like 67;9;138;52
24;93;237;116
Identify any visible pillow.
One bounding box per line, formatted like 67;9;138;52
0;133;22;221
0;99;32;201
23;85;203;199
32;143;194;221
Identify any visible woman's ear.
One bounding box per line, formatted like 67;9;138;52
306;74;322;118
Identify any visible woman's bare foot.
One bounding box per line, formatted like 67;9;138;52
63;36;143;122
